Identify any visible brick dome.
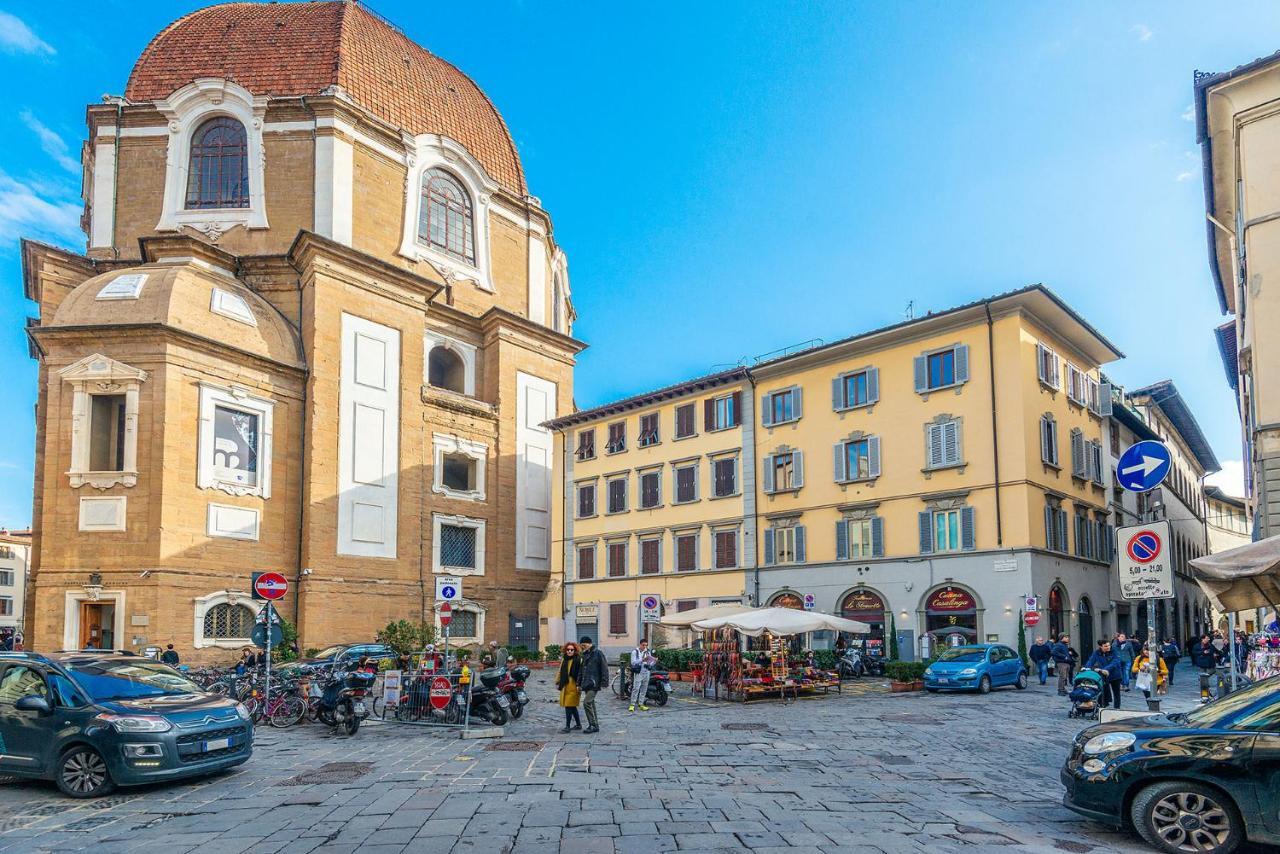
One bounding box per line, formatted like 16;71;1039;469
126;1;525;194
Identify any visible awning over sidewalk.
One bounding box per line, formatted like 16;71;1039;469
657;603;755;627
691;606;870;637
1190;534;1280;614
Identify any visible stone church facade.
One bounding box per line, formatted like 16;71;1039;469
22;1;581;659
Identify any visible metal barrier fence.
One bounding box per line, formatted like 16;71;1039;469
378;663;472;731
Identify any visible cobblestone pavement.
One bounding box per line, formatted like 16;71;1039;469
0;661;1267;853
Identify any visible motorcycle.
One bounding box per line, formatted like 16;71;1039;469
835;650;866;679
621;667;671;706
496;665;531;720
311;668;376;735
466;667;511;725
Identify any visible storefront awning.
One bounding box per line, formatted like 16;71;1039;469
1190;534;1280;614
691;606;869;637
658;603;756;627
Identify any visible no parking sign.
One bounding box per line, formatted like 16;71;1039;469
1116;521;1174;600
640;595;661;624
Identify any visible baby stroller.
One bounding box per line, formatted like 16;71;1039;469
1068;669;1104;720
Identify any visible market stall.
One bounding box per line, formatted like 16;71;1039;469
681;607;869;703
1190;536;1280;682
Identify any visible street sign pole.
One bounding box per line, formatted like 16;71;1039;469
1141;507;1161;713
1228;611;1238;692
264;600;273;715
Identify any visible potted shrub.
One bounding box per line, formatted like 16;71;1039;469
886;661;926;692
543;644;562;669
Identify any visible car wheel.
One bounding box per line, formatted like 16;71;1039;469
1015;672;1028;690
56;747;116;798
978;675;992;694
1131;781;1243;854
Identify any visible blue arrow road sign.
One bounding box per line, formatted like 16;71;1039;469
1117;440;1171;492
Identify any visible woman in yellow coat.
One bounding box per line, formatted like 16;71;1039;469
1131;648;1169;699
556;642;583;733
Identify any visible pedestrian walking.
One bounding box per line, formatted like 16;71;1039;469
1190;635;1222;703
1084;640;1123;709
1051;634;1074;695
629;639;656;712
1114;632;1135;691
577;636;609;735
1160;639;1180;685
490;640;509;671
1028;636;1051;685
1131;648;1168;700
160;644;180;666
556;642;582;733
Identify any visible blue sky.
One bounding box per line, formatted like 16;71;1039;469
0;1;1275;525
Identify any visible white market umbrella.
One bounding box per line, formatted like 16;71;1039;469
691;606;869;637
1190;534;1280;614
658;602;756;628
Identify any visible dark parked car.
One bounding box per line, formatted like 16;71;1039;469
1061;675;1280;853
0;651;252;797
277;643;397;676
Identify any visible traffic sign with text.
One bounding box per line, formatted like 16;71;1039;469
640;595;661;624
436;576;462;602
1116;521;1174;600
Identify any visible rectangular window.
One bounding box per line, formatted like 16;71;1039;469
1086;378;1102;414
0;546;12;560
576;429;595;461
674;464;698;503
211;405;260;487
609;603;627;635
846;440;871;480
843;370;870;408
847;519;874;557
927;350;955;389
714;530;737;569
576;544;595;580
606;422;626;454
89;394;127;472
638;413;660;447
1089;440;1104;484
639;470;661;509
712;457;737;497
676;533;697;572
934;509;961;552
926;420;961;469
707;392;741;431
0;571;12;586
576;482;596;518
772;527;796;564
772;452;795;491
1041;416;1058;466
1066;364;1087;406
1036;343;1060;388
439;524;477;570
675;403;696;439
0;597;11;617
441;452;477;492
676;599;698;613
607;477;627;513
607;541;627;577
763;387;802;426
451;609;477;637
640;538;660;575
1110;428;1120;457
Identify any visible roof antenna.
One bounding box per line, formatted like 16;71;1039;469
904;300;915;321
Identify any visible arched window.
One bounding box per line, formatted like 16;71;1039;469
186;117;250;210
418;168;475;264
202;602;255;640
428;346;466;393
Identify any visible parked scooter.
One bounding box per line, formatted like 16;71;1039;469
466;667;511;725
620;667;671;706
496;665;531;720
311;668;376;735
836;650;866;679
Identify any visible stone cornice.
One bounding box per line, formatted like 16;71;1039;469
479;306;586;356
32;323;307;376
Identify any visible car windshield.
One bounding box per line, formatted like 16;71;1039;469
937;648;986;663
1181;675;1280;728
312;646;347;660
64;660;202;701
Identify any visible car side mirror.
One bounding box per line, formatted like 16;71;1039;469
14;696;51;715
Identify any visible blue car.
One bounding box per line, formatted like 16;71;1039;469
924;644;1028;693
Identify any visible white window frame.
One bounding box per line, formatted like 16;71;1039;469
847;518;875;558
154;79;270;239
432;513;486;577
933;508;963;553
59;353;148;490
398;134;497;292
193;590;257;650
437;599;485;643
423;331;478;397
0;571;13;587
432;434;487;502
772;526;797;565
1066;363;1088;407
711;394;738;431
198;383;274;498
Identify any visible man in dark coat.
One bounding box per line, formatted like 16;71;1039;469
576;636;610;735
1050;635;1074;695
1028;636;1052;686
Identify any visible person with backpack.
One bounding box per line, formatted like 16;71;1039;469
628;639;656;712
1160;638;1181;685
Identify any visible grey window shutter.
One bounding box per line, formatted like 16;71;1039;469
762;455;775;494
1099;382;1113;416
1106;524;1114;561
832;376;844;410
955;345;970;382
760;394;772;427
792;386;803;419
793;450;805;488
868;367;879;404
1071;430;1085;477
871;516;884;557
1044;505;1054;549
794;526;806;563
1036;344;1047;383
1058;510;1068;552
763;528;776;566
960;506;976;551
1040;418;1050;463
926;424;942;468
833;443;846;482
868;435;881;478
913;356;927;392
948;420;962;465
835;519;849;561
918;511;934;554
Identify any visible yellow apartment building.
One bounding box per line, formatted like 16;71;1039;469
542;286;1124;656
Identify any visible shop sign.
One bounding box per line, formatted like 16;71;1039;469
841;590;885;615
575;603;599;619
926;587;975;613
772;593;804;610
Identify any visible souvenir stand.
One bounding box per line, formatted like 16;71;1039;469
1246;634;1280;681
685;607;870;703
1191;536;1280;685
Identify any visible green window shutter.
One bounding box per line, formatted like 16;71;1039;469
763;528;776;566
794;526;806;563
918;511;934;554
792;450;805;489
955;345;970;382
961;506;976;551
835;519;849;561
871;517;884;557
913;356;927;392
762;455;775;494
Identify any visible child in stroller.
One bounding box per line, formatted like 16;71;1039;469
1068;669;1104;719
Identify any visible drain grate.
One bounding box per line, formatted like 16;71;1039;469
281;761;375;786
722;723;770;731
485;740;546;752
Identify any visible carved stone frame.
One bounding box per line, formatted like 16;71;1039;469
59;354;148;489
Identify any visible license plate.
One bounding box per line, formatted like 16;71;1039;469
354;701;366;715
516;691;528;703
202;737;231;751
497;695;510;707
937;678;951;684
662;682;672;692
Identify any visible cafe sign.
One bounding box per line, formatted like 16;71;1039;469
575;603;599;619
926;587;975;613
842;590;885;613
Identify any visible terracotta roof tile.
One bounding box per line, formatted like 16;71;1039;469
125;1;525;194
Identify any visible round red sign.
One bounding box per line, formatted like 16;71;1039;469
429;676;452;710
1024;611;1041;627
253;572;288;600
1126;530;1162;565
439;601;452;627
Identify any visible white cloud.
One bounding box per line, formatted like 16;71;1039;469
1206;460;1246;499
0;11;53;56
0;170;82;248
20;110;78;174
1176;170;1194;182
1131;24;1153;43
1182;104;1195;122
